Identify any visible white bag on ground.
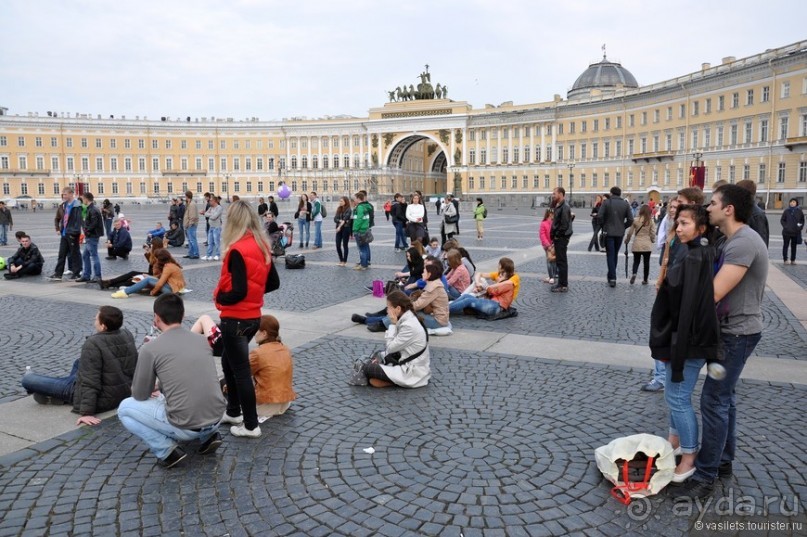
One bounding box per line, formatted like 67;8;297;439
594;433;675;501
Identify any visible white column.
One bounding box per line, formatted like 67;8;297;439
307;136;312;173
450;128;456;166
519;125;524;163
486;129;491;166
318;136;323;173
508;127;513;164
359;134;364;168
529;124;535;163
475;130;480;166
296;137;302;169
540;125;546;163
551;124;557;162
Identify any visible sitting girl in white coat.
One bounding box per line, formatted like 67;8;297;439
349;290;431;388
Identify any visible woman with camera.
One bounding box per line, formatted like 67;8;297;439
348;290;431;388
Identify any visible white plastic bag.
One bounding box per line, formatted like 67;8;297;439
594;433;675;503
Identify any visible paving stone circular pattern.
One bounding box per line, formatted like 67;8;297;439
2;336;805;536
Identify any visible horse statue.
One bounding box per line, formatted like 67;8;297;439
435;84;443;99
395;86;404;101
408;84;415;100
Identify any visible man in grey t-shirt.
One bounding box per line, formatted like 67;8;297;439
677;185;768;500
118;294;227;468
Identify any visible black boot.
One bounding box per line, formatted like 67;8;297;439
364;308;387;317
351;314;366;324
367;322;386;332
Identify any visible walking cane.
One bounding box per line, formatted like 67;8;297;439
624;242;629;279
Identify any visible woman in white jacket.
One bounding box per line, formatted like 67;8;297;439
405;193;428;245
349;291;431;388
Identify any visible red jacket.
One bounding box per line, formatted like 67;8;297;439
215;232;270;319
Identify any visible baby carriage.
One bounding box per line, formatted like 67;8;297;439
268;221;294;257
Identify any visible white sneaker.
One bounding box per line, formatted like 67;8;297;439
213;256;220;261
220;413;243;425
200;256;209;260
230;424;261;438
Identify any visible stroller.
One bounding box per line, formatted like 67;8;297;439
267;221;294;257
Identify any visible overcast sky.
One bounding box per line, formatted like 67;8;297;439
2;0;805;121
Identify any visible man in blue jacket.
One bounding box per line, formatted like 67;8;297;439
49;187;83;281
106;218;132;260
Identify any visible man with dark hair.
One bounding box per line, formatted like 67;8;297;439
677;184;768;500
5;235;44;279
268;196;279;218
780;197;804;264
676;187;705;206
550;187;572;293
736;179;769;247
597;186;633;287
183;191;200;259
0;201;12;246
77;192;104;283
390;192;408;252
118;294;226;468
49;187;84;281
310;191;323;249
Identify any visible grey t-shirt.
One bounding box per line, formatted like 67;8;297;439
716;225;769;335
131;327;226;429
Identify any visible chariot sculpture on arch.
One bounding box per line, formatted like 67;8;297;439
388;65;448;102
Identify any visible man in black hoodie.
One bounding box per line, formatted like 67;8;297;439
598;186;633;287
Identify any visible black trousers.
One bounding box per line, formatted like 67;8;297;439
632;251;651;281
782;235;799;262
554;237;569;287
220;318;261;430
54;234;82;277
107;246;131;259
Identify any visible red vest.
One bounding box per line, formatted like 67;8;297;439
215;231;270;319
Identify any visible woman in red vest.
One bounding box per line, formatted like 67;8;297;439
215;201;273;438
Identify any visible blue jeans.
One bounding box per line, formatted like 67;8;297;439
695;333;761;482
220;318;261;430
298;218;310;246
366;314;444;329
118;395;220;460
357;238;370;268
206;227;221;257
313;220;323;248
665;358;705;453
447;285;462;300
605;236;622;281
0;224;7;245
103;218;113;238
186;224;199;257
81;237;102;279
448;294;501;316
124;276;172;296
653;360;666;386
21;359;78;403
393;221;408;249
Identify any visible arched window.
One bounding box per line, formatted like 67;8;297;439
290;156;298;169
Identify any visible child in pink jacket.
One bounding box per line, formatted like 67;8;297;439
539;209;556;284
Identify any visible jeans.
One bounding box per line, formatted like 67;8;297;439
631;251;651;282
313;220;323;248
21;359;78;403
448;294;501;316
665;358;705;453
81;237;102;279
206;227;221;258
220;318;261;430
54;234;82;277
124;276;172;296
695;333;761;482
118;395;220;460
782;235;798;262
446;285;461;300
357;238;370;268
588;222;602;251
393;221;408;249
336;227;350;262
186;224;199;257
103;218;113;238
652;360;666;386
298;218;310;246
367;313;444;330
605;236;622;281
0;224;7;245
545;252;557;280
554;237;569;287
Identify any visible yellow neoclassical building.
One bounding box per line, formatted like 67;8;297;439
1;40;806;209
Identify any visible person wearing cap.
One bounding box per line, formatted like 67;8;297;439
249;315;297;418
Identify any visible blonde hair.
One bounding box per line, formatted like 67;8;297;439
221;200;272;261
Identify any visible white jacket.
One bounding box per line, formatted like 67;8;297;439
380;310;431;388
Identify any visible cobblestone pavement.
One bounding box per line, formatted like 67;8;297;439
0;336;805;537
1;205;805;536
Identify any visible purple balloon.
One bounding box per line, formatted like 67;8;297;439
277;183;292;199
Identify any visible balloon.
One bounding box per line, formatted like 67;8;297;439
277;183;291;200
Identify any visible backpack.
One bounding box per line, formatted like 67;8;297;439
482;207;488;219
366;202;375;228
319;202;327;218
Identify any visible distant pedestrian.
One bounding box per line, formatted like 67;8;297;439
550;187;572;293
268;196;279;218
0;201;12;246
183;191;200;259
390;193;408;251
334;196;352;266
473;197;486;240
736;180;768;248
598;186;633;287
588;195;603;252
77;192;104;283
310;191;323;249
203;196;223;260
353;191;372;270
780;198;804;265
295;194;311;248
624;205;656;285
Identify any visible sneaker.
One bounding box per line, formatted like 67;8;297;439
213;256;220;261
608;280;617;288
99;279;111;290
198;432;223;455
200;256;210;260
64;270;73;276
641;380;664;392
351;314;367;324
111;290;129;299
88;278;100;284
105;256;117;260
230;424;261;438
162;447;187;469
33;393;65;405
47;273;63;281
550;285;568;293
672;478;714;501
75;277;90;283
630;274;636;285
220;412;244;425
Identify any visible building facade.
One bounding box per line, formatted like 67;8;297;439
1;41;806;209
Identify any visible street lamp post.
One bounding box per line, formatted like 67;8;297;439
567;163;575;207
224;173;231;202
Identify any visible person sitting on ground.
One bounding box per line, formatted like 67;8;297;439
105;217;132;260
249;315;297;418
449;257;519;317
146;222;166;242
20;305;138;426
164;221;185;247
4;235;44;279
118;294;226;468
111;249;185;298
14;230;26;244
99;237;164;290
355;264;450;332
348;290;431;388
394;247;425;289
441;239;475;278
425;237;441;258
444;249;471;300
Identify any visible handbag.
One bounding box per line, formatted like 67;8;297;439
265;262;280;292
546;244;557;263
385;279;404;295
285;254;305;269
357;230;374;246
598;230;606;249
444;213;459;224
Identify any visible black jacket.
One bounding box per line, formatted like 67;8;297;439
109;227;132;252
9;243;44;270
165;226;185;247
391;201;408;224
747;205;769;247
294;201;312;221
780;206;804;237
550;200;573;240
649;240;720;382
598;196;633;237
72;329;138;416
82;203;105;239
269;201;279;217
